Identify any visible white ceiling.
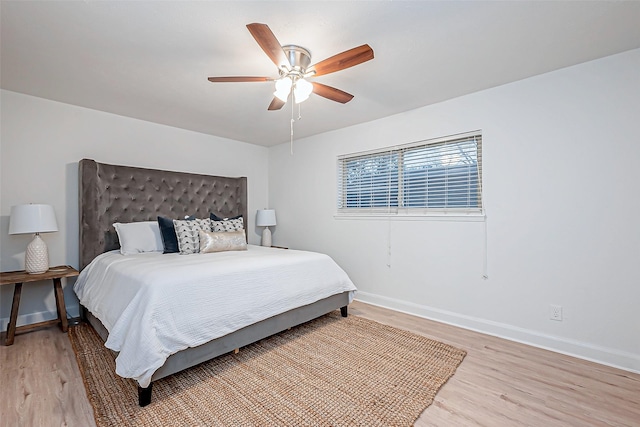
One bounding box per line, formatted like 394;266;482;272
2;1;640;147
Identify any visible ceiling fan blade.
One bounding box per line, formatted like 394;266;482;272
268;97;286;111
208;77;273;83
311;82;354;104
246;23;291;69
308;44;374;77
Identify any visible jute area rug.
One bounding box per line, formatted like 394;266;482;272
70;311;466;427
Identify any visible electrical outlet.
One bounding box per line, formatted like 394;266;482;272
550;305;563;321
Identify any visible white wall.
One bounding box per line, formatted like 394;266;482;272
268;49;640;372
0;90;269;328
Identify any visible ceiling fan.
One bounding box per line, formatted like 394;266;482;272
208;23;374;111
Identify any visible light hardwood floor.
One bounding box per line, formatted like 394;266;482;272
1;300;638;426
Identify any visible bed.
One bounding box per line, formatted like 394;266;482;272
76;159;356;406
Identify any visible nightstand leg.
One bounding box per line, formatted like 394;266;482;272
53;278;68;333
6;283;22;346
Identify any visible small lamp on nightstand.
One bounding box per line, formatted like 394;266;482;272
9;204;59;274
256;209;276;247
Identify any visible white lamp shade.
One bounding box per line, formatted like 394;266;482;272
274;77;293;102
294;78;313;104
9;204;59;235
256;209;277;227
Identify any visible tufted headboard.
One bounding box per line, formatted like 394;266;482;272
79;159;248;270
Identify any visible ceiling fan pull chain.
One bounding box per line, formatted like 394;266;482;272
290;118;295;155
290;98;295;155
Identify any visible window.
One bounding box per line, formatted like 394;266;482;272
337;132;483;215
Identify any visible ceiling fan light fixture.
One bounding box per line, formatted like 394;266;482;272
294;78;313;104
274;77;293;102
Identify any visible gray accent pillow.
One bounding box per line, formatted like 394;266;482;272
211;217;244;232
210;213;242;221
173;218;211;254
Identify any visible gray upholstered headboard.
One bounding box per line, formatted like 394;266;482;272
79;159;248;270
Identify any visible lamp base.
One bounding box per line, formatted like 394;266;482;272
261;227;272;247
25;234;49;274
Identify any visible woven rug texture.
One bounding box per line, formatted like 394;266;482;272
69;311;466;427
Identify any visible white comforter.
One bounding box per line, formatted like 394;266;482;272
74;245;357;387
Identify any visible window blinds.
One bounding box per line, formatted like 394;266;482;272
337;132;482;214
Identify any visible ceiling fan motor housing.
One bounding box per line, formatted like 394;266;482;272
282;45;311;73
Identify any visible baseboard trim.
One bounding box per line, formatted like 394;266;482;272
0;304;81;331
355;291;640;374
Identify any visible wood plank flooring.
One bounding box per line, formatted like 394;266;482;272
0;322;96;427
350;302;640;427
1;300;638;426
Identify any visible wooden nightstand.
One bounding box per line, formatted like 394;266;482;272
0;265;79;346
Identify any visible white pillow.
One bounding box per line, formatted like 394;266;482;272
113;221;164;255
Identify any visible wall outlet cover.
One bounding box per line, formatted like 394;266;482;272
550;304;563;321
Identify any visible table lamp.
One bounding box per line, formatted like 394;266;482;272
256;209;276;247
9;204;59;274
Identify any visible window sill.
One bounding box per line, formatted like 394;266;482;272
334;211;485;222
